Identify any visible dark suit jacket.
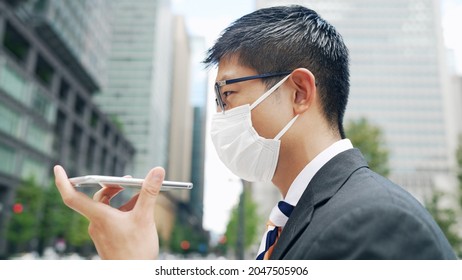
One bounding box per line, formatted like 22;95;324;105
270;149;457;259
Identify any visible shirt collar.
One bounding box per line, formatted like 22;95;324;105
284;139;354;206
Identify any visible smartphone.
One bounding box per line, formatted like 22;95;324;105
68;175;193;191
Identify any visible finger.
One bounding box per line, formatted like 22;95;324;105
118;193;140;212
133;167;164;216
54;165;109;220
93;187;124;205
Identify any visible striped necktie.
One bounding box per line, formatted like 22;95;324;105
256;200;295;260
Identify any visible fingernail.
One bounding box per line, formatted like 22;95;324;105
153;171;162;181
149;168;164;182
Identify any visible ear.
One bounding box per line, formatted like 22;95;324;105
289;68;316;114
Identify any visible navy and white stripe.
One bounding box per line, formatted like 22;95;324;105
256;201;294;260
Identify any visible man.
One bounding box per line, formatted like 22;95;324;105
54;5;457;259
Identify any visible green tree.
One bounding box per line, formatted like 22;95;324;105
169;217;208;256
457;135;462;210
345;117;390;176
224;186;260;256
6;177;45;254
40;184;91;253
425;191;462;257
423;135;462;258
66;212;91;248
39;183;73;248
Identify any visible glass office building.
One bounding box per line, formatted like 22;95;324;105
96;0;173;178
14;0;112;89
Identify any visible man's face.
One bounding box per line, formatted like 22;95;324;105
215;56;295;140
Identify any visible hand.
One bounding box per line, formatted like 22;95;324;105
53;165;164;259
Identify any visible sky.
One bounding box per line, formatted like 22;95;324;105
442;0;462;73
172;0;462;235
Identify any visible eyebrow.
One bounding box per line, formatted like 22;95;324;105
216;74;236;82
216;71;258;82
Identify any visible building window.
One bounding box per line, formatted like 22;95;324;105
103;123;110;138
68;123;82;172
111;156;117;175
58;79;70;102
21;156;47;185
0;142;15;174
86;137;96;170
100;147;107;173
34;55;54;88
0;64;28;103
53;109;66;155
70;124;82;155
32;87;53;122
0;103;21;137
2;23;30;63
74;95;86;117
25;121;52;155
90;110;99;128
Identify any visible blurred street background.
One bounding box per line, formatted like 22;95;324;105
0;0;462;260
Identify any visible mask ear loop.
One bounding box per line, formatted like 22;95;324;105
249;75;291;111
274;115;299;140
248;74;297;140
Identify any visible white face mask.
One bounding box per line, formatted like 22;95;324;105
211;75;299;182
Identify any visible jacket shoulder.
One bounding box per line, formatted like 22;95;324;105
285;168;457;259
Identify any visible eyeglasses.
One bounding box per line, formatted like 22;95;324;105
214;71;292;112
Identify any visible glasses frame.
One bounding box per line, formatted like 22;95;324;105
214;71;292;112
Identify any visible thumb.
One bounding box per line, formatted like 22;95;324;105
134;167;164;215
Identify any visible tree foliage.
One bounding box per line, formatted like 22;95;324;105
6;178;92;257
425;191;462;257
40;183;73;245
169;217;208;255
224;186;260;254
345;117;390;177
41;184;91;248
457;135;462;210
6;177;44;252
424;135;462;258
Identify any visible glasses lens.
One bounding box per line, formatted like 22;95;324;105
214;83;225;111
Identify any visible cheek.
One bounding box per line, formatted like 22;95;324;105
226;94;251;110
249;86;294;137
251;103;293;139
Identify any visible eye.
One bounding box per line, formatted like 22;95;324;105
223;91;234;97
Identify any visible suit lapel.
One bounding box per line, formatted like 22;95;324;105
270;149;369;259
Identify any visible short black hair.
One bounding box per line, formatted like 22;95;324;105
204;5;350;138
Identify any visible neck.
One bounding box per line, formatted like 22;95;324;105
272;125;341;197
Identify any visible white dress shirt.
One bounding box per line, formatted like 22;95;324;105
269;138;354;226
